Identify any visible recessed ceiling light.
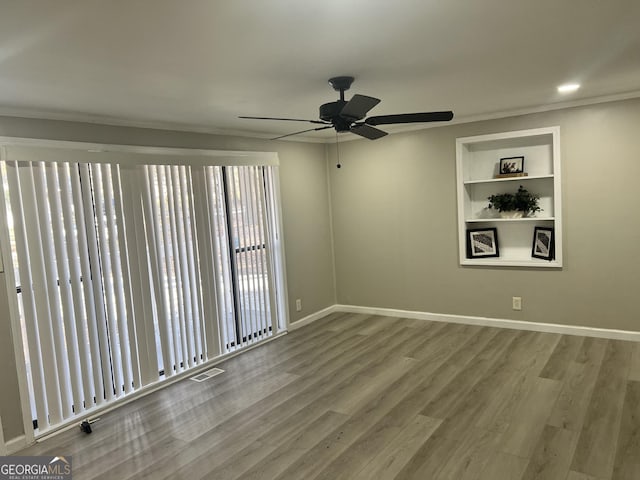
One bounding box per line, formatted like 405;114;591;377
557;83;580;93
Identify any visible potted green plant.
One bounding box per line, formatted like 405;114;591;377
488;185;542;218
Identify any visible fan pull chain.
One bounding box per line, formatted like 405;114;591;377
336;131;341;169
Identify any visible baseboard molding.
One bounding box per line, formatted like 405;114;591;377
334;304;640;342
288;305;339;331
5;434;27;454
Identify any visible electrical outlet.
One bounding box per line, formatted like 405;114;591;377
295;299;302;312
512;296;522;311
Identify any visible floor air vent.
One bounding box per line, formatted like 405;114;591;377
190;368;225;383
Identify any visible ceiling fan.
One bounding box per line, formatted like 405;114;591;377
239;76;454;140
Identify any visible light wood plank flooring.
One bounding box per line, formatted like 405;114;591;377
17;313;640;479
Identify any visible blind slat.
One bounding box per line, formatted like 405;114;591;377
192;167;220;358
226;167;247;345
182;167;204;363
121;166;158;386
59;163;96;412
166;166;189;370
261;167;280;334
102;164;133;393
241;167;260;340
91;164;125;396
177;168;196;365
5;162;51;427
78;163;114;403
249;166;269;337
158;166;181;373
147;166;175;376
45;163;86;415
207;167;234;350
110;164;140;391
33;162;74;420
142;166;173;377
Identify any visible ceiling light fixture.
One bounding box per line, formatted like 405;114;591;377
557;83;580;93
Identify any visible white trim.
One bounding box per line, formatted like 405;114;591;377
288;305;339;331
268;167;291;333
333;304;640;341
0;137;279;166
5;435;27;455
0;150;37;445
455;125;559;144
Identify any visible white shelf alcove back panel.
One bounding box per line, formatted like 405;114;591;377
456;127;562;268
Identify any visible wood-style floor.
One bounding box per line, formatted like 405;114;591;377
18;313;640;479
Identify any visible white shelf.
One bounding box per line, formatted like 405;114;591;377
461;258;562;268
463;174;554;185
456;127;562;268
465;217;555;223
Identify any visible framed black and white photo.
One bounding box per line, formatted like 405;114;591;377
532;226;554;260
499;156;524;174
466;228;499;258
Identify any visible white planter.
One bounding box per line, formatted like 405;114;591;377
500;210;524;219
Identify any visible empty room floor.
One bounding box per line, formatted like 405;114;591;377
16;312;640;479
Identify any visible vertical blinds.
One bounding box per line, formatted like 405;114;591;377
0;156;284;435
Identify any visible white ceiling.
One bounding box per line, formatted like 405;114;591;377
1;0;639;142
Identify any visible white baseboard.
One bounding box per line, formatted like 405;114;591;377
288;305;339;331
5;434;27;454
1;414;27;454
334;304;640;342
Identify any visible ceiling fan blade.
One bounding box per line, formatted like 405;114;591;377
239;116;328;125
365;111;454;126
350;124;388;140
271;125;333;140
340;94;381;120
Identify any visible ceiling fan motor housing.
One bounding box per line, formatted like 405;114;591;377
320;100;354;131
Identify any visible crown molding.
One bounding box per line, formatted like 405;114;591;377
2;89;639;145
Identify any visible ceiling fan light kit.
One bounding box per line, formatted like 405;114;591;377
240;76;454;140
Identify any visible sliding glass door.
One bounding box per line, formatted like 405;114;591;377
0;151;286;436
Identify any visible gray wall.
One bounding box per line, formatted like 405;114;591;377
0;116;336;441
329;98;640;331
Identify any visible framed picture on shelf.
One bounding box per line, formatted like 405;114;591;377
499;156;524;175
532;226;554;260
466;228;499;258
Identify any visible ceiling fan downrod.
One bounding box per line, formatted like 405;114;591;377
328;76;354;102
